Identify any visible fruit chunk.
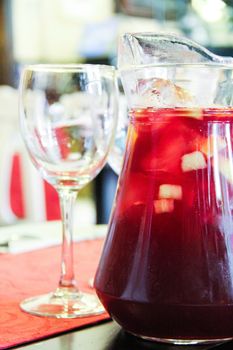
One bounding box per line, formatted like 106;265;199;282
200;135;226;157
218;157;233;184
154;199;174;214
159;184;182;200
181;151;207;172
185;108;203;120
128;124;137;147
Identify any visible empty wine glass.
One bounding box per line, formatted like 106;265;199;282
19;64;118;318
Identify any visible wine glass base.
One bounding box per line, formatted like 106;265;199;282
20;290;105;318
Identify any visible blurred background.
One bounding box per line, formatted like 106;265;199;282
0;0;233;227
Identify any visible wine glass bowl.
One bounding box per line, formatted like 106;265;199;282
108;91;128;175
21;65;116;189
19;64;118;318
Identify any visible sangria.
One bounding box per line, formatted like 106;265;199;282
95;106;233;343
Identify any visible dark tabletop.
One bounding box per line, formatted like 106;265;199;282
16;320;233;350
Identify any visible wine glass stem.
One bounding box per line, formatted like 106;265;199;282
58;189;78;291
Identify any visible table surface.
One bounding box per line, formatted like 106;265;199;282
1;222;232;350
15;320;233;350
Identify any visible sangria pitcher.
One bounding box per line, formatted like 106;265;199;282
95;33;233;344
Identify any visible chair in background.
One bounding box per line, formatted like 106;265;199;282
0;85;60;225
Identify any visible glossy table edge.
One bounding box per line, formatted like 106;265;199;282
14;320;233;350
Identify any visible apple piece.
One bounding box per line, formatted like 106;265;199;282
154;199;174;214
181;151;207;172
159;184;182;200
185;108;203;120
200;135;226;157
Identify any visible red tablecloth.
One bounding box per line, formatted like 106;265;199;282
0;238;110;349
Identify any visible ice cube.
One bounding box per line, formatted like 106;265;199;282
181;151;207;172
137;78;194;108
200;136;226;157
154;199;174;214
214;79;233;106
159;184;182;200
218;157;233;184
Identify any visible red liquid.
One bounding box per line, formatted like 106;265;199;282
95;108;233;341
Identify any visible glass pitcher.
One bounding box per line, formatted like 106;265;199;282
94;33;233;345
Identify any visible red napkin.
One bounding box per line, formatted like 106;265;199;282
0;238;110;349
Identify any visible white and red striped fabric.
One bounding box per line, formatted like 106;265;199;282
0;85;60;224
